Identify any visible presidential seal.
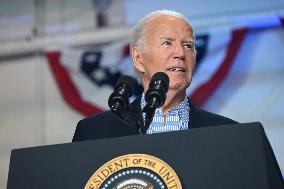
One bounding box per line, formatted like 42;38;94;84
84;154;182;189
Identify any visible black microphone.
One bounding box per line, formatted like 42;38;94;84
142;72;169;134
108;75;137;118
144;72;169;109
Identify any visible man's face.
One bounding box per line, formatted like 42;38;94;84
133;15;196;93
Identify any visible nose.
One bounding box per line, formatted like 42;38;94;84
172;44;185;60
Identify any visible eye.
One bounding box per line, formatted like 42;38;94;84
162;40;172;46
183;42;195;50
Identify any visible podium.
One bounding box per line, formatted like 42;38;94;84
7;122;284;189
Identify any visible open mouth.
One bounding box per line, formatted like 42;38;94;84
167;67;185;72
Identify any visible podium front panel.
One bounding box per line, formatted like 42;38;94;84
7;122;284;189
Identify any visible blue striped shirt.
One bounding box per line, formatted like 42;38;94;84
141;94;190;134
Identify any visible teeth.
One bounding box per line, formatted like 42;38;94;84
168;67;184;72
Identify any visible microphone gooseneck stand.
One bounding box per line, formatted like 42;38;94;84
139;72;169;134
140;97;160;134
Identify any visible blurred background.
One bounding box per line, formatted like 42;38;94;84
0;0;284;188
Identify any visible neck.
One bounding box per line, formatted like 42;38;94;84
161;89;186;115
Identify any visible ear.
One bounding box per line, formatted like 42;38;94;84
131;47;146;73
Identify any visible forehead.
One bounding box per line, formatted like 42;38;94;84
146;15;194;39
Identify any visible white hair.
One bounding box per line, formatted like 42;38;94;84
130;10;191;52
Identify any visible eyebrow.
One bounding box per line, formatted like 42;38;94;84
160;37;195;43
160;37;175;41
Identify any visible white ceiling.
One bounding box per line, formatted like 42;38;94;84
0;0;283;57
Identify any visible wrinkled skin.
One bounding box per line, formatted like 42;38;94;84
132;15;196;113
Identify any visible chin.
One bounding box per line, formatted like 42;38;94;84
169;80;189;92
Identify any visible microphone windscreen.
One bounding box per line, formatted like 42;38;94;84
115;75;137;96
150;72;169;92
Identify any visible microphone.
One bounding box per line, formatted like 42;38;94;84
142;72;169;134
108;75;137;118
144;72;169;109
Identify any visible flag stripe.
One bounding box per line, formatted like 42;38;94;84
189;28;249;107
46;28;249;116
47;51;103;116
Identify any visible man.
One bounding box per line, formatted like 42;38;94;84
72;10;237;142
